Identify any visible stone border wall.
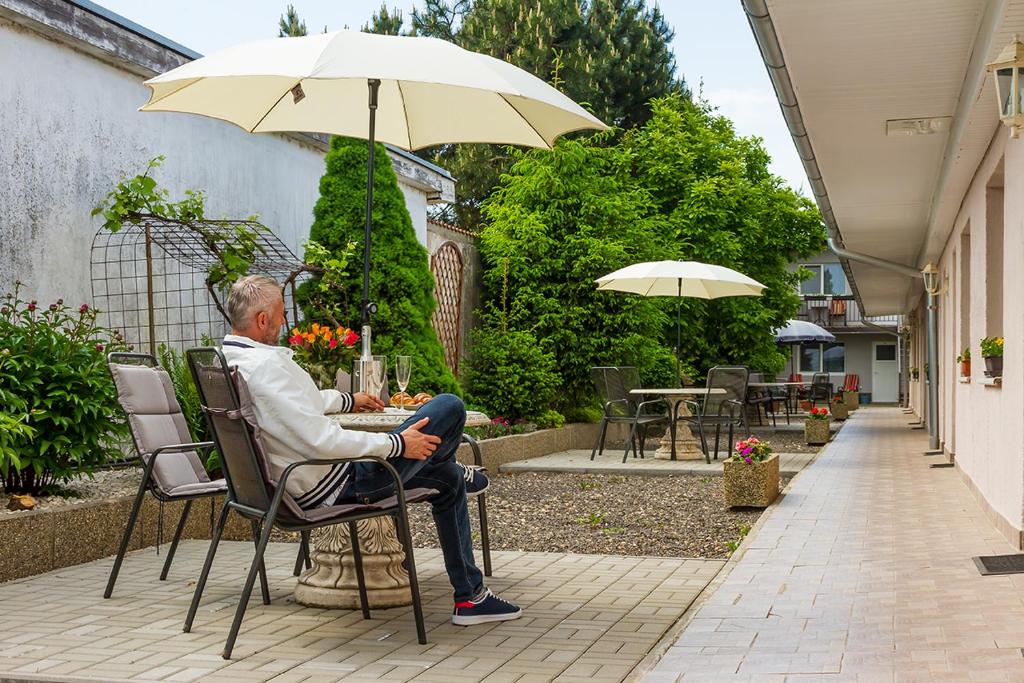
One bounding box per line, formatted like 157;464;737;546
1;423;623;584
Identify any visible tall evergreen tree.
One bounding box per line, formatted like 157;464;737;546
405;0;686;230
278;4;308;37
362;3;406;35
299;137;459;395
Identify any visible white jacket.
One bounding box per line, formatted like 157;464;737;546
221;334;403;507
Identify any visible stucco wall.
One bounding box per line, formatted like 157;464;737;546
929;128;1024;537
0;16;446;316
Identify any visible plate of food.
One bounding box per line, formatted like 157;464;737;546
390;391;433;409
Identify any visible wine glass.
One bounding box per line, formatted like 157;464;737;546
396;355;412;410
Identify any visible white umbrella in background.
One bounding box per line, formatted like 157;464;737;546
774;319;835;344
595;261;766;385
140;29;608;338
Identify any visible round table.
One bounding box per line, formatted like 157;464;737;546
293;408;490;610
629;388;726;460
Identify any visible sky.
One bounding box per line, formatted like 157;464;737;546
94;0;809;194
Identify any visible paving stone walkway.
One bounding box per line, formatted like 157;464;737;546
643;406;1024;682
0;543;722;682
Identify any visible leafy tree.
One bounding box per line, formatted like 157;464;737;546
298;136;459;395
621;95;825;374
363;3;406;35
471;133;677;421
410;0;685;230
278;4;307;37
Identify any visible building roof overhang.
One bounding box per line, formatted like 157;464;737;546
745;0;1011;315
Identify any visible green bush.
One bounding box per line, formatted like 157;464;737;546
298;136;458;395
0;284;129;494
465;325;560;423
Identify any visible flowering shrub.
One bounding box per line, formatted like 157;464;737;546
463;415;537;441
288;323;359;367
0;283;129;494
808;407;830;420
730;436;772;463
980;336;1004;358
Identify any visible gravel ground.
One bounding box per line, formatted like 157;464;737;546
0;468;141;516
748;428;825;454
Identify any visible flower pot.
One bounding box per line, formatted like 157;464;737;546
960;360;971;377
843;391;860;411
805;418;831;445
832;402;849;421
984;356;1003;378
723;453;779;508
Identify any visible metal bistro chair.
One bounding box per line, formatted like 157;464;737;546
679;365;750;464
810;372;833;406
104;353;227;598
185;348;438;659
590;366;669;463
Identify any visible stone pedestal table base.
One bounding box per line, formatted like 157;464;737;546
654;398;704;460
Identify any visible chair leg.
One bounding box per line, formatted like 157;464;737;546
393;509;427;644
292;535;307;577
638;425;646;459
462;434;491;576
223;512;278;660
302;532;312;569
184;502;231;633
250;521;271;606
622;420;639;463
104;465;153;599
591;418;608;461
160;499;193;581
714;424;722;461
349;521;371;620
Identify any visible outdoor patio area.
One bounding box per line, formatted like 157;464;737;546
0;543;722;682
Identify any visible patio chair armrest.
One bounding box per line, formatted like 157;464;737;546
149;441;216;458
277;456;410;512
461;433;484;467
634;398;669;417
602;398;630;416
681;399;702;419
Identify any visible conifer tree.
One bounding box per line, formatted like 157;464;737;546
362;4;406;35
278;4;307;37
299;137;459;395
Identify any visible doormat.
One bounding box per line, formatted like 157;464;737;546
974;554;1024;575
929;463;955;468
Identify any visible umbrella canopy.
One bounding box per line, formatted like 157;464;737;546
774;319;835;344
595;260;766;298
141;30;607;149
595;260;766;386
141;30;607;350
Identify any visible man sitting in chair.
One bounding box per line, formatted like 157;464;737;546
221;274;521;626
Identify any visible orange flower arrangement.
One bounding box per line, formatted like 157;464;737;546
288;322;359;366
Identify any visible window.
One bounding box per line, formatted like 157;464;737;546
875;344;896;361
799;263;848;295
799;342;845;373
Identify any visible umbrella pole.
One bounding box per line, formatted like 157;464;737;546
362;78;382;330
676;278;682;387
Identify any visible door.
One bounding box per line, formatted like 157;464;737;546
872;342;899;402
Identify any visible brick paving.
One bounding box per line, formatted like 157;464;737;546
643;406;1024;682
0;543;722;682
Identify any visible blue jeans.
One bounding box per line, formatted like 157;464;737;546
349;394;481;601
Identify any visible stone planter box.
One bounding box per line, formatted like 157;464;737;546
832;401;850;421
843;390;860;411
0;493;251;584
723;454;779;508
805;418;831;445
455;422;623;471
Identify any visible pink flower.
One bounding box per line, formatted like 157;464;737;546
742;446;753;455
80;304;89;314
329;338;338;349
344;330;359;346
288;335;303;346
27;302;36;312
744;456;752;463
95;343;105;352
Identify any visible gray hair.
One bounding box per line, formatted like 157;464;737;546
226;275;282;328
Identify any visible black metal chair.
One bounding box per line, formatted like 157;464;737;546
590;366;669;463
185;348;438;659
810;372;832;406
678;365;750;464
104;352;227;598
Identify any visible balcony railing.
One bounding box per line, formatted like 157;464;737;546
798;295;900;329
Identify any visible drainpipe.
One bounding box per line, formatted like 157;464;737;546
828;238;939;450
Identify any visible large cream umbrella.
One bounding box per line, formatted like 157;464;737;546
596;261;766;385
140;30;608;331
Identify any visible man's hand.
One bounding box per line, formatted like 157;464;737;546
352;392;385;413
400;417;441;460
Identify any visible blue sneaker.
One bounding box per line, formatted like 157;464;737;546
458;463;489;496
452;588;522;625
